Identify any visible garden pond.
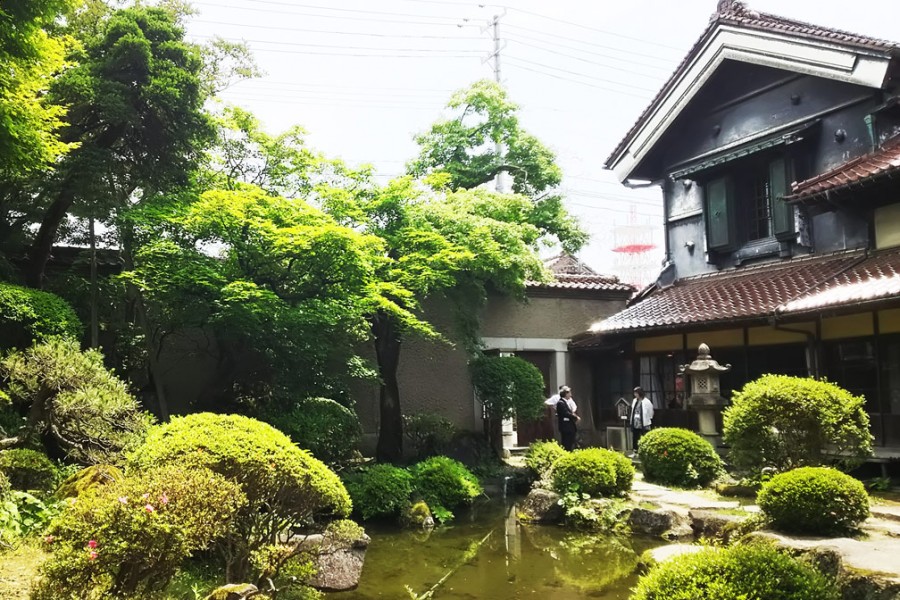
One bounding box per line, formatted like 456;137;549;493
338;499;666;600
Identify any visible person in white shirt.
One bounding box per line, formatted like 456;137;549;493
545;384;569;406
629;386;654;456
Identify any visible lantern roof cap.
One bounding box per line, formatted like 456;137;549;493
681;343;732;374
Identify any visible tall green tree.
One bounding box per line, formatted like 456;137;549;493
25;5;213;287
322;80;585;461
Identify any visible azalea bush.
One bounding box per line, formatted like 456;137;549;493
264;397;361;465
0;448;60;494
632;542;839;600
552;448;634;497
637;428;722;488
128;413;351;582
0;282;82;350
757;467;870;535
32;465;244;599
524;440;566;479
723;375;873;473
343;463;413;521
410;456;482;522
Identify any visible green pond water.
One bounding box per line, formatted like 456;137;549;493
337;500;666;600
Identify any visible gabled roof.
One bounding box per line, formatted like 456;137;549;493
526;253;634;293
787;135;900;201
605;1;899;181
573;246;900;346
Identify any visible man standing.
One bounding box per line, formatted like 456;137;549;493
556;387;579;451
629;386;653;456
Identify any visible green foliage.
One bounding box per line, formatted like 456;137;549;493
470;355;545;421
524;440;566;478
264;397;361;465
0;282;82;350
552;448;634;497
32;464;244;599
757;467;870;535
343;464;413;521
0;339;153;465
637;428;723;488
723;375;873;473
403;413;456;459
631;542;840;600
128;413;351;581
0;448;59;494
410;456;482;522
55;464;124;499
0;490;60;546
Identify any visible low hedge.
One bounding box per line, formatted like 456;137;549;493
524;440;566;478
343;463;413;521
0;448;59;494
638;428;722;487
410;456;482;520
263;397;361;465
757;466;869;534
552;448;634;497
632;542;839;600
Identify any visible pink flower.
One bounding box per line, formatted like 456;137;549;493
87;540;97;549
144;504;155;513
141;493;150;500
159;493;169;506
118;496;128;505
88;550;98;561
44;535;54;544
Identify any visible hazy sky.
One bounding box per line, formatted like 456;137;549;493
183;0;900;284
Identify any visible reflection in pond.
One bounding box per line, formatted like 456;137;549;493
338;500;665;599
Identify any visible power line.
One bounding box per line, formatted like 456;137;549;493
504;60;649;99
198;0;475;21
221;46;481;58
503;23;675;65
192;2;481;27
504;32;672;74
505;55;658;93
499;5;684;51
193;19;483;40
506;38;666;81
191;34;482;54
222;95;442;110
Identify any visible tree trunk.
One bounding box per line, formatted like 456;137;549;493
26;188;76;288
372;311;403;463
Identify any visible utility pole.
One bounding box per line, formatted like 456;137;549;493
483;11;507;192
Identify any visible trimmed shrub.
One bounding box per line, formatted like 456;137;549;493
343;464;413;520
128;413;351;581
403;413;456;459
56;465;124;499
632;542;839;600
757;466;870;534
410;456;482;520
724;375;873;473
524;440;566;478
0;339;153;465
637;428;722;487
264;397;361;464
0;448;59;493
32;465;245;600
0;282;82;350
470;356;545;421
552;448;634;497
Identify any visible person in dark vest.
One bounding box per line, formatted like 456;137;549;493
556;387;579;451
629;386;654;457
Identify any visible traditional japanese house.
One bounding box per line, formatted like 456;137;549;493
575;0;900;456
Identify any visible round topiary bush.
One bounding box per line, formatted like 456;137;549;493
637;428;722;487
263;397;361;464
0;448;59;494
724;375;873;473
0;282;82;350
343;463;413;521
128;413;351;581
757;466;870;535
410;456;482;520
32;464;245;600
632;542;839;600
552;448;634;497
524;440;566;478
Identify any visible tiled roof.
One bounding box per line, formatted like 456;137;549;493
584;250;867;336
605;1;899;169
528;273;634;293
788;137;900;200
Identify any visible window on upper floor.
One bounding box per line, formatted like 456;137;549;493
704;155;795;252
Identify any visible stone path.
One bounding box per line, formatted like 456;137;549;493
631;477;900;585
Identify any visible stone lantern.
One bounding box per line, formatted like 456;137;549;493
680;343;731;447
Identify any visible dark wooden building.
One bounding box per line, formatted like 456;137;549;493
575;0;900;455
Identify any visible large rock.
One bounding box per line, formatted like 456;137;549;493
204;584;258;600
518;488;564;523
646;543;708;565
628;507;692;540
400;501;435;530
300;531;371;592
689;509;752;544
